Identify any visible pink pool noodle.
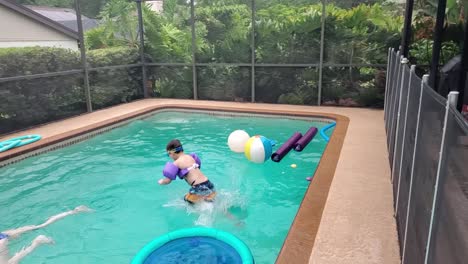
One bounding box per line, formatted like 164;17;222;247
271;132;303;162
294;127;318;152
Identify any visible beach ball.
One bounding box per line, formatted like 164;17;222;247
244;135;273;163
228;130;250;153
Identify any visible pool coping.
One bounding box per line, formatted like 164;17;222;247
0;103;349;263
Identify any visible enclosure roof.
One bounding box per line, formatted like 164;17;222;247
0;0;78;40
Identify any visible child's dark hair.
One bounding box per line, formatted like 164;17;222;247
166;139;183;153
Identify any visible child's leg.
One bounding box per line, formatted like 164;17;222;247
3;205;92;238
8;235;54;264
36;205;92;229
0;241;10;264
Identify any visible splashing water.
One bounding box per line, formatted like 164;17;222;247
162;190;247;227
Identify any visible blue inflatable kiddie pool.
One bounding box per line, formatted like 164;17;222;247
131;227;254;264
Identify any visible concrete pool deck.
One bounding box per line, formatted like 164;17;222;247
0;99;399;264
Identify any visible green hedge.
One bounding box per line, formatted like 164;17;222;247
0;46;142;135
87;47;143;109
0;47;81;77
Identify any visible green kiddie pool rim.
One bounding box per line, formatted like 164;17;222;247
131;227;254;264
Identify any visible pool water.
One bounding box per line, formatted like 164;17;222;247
0;111;334;264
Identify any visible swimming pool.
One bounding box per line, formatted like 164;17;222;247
0;110;334;264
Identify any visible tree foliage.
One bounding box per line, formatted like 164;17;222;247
409;0;465;65
82;0;402;106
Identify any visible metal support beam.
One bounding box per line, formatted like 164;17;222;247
250;0;256;102
318;0;326;106
74;0;92;112
190;0;198;100
428;0;447;90
400;0;414;57
457;17;468;112
136;0;149;98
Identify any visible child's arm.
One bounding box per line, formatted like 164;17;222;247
158;178;172;185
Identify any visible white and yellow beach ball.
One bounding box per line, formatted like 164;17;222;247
244;135;273;163
228;130;250;153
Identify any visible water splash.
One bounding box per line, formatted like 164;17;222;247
162;190;247;227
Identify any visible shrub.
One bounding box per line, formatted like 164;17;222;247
197;66;250;101
0;47;81;77
0;47;85;134
0;46;143;134
357;81;384;107
151;66;193;99
87;47;143;109
278;93;304;105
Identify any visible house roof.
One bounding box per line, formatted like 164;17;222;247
25;5;99;32
25;5;83;21
59;19;99;32
0;0;78;40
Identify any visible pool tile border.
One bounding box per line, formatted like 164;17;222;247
276;110;348;264
0;103;349;264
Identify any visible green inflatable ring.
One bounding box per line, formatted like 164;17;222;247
2;134;41;147
131;227;254;264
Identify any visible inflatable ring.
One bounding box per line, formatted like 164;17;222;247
131;227;254;264
2;134;41;147
0;140;21;153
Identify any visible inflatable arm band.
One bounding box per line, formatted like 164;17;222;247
162;162;179;180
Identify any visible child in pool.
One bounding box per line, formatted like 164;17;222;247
159;139;216;204
0;205;92;264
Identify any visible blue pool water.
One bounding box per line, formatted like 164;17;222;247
0;111;333;264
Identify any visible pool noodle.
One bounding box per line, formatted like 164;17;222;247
294;127;318;151
271;132;302;162
319;122;336;142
